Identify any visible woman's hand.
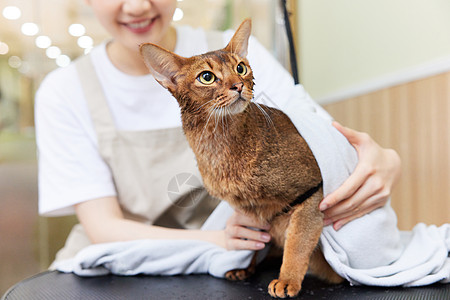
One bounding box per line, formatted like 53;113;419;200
221;210;271;250
319;122;401;230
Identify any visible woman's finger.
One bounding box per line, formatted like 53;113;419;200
323;189;388;230
322;173;378;218
332;121;367;147
226;238;267;251
225;225;271;244
332;201;386;230
223;211;271;251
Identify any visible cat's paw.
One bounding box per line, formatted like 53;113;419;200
225;268;253;281
268;278;301;298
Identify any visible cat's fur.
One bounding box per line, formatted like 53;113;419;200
140;19;343;298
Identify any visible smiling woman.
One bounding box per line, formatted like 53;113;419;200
0;1;283;295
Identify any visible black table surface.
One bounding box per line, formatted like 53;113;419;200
3;258;450;300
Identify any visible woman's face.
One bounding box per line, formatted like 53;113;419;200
86;0;177;52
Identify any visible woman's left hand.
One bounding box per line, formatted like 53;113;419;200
319;122;401;230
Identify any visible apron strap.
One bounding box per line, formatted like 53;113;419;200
75;55;115;136
206;30;224;51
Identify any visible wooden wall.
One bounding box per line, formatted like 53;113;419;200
323;72;450;230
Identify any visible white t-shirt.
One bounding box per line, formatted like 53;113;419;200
36;25;325;216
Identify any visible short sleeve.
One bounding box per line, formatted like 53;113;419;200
35;69;117;216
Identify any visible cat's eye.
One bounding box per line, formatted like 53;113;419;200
236;62;247;76
198;71;216;85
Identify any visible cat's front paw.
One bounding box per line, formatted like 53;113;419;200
268;278;301;298
225;268;253;281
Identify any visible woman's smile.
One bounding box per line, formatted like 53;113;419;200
122;17;158;34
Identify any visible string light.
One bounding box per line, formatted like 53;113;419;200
8;56;22;68
56;55;71;67
3;5;92;70
21;23;39;36
84;47;93;55
18;61;31;74
77;35;93;49
46;46;61;59
35;35;52;49
2;6;21;20
173;8;184;21
0;42;9;55
68;23;86;37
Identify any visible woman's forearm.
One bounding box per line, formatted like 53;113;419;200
74;196;226;247
97;217;225;247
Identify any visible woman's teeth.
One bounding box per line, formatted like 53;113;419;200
128;19;151;29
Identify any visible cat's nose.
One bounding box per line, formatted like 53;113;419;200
231;82;243;93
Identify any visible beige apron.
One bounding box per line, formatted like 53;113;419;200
53;32;224;263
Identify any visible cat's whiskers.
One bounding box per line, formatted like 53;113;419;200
224;107;232;134
226;106;235;122
214;106;233;139
200;105;217;144
199;101;233;144
196;99;216;111
222;107;228;134
253;102;275;128
213;107;220;135
210;105;224;141
215;107;229;138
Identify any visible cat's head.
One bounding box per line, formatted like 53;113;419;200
140;19;254;117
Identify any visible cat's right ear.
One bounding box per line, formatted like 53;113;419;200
140;43;184;90
225;18;252;58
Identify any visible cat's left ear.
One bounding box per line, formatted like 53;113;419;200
225;18;252;58
140;43;184;90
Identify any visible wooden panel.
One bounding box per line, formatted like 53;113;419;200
324;72;450;230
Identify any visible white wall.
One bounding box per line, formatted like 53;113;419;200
297;0;450;102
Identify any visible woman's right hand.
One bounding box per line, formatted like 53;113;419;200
221;210;272;251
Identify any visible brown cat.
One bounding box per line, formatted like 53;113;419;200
140;19;343;298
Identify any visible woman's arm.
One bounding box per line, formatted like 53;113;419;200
319;122;402;230
75;196;271;250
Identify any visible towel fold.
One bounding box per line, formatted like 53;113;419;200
56;85;450;286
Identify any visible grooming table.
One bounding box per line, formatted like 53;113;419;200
3;258;449;299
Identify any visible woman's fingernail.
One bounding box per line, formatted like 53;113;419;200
261;233;271;242
323;219;332;226
255;242;265;249
334;222;342;231
319;202;328;211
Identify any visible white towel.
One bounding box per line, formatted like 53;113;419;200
56;85;450;287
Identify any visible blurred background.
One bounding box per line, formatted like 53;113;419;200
0;0;449;295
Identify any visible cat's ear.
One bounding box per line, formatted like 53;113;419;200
225;18;252;58
140;43;184;90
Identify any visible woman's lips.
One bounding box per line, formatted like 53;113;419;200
123;17;157;34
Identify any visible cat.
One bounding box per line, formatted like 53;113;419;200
140;19;343;298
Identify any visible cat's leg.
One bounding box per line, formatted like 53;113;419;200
225;252;257;281
268;194;323;298
308;247;344;284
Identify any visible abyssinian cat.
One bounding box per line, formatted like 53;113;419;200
140;19;343;298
